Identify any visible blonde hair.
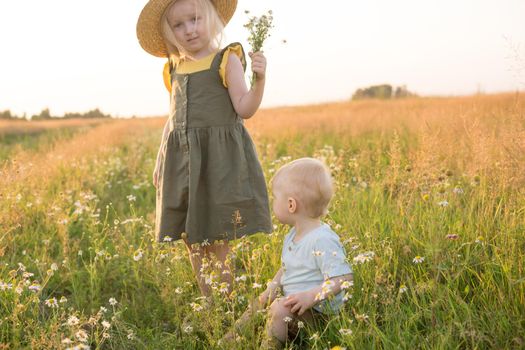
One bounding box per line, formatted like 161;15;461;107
272;158;334;218
160;0;224;61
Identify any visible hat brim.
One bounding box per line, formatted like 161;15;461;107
136;0;237;58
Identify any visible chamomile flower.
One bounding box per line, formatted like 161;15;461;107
45;297;58;308
412;256;425;264
339;328;353;336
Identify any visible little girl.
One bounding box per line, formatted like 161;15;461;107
136;0;272;296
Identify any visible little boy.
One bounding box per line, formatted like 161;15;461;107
225;158;353;348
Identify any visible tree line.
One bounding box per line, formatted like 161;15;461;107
352;84;417;100
0;108;112;121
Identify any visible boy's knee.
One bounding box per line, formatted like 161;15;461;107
269;299;291;320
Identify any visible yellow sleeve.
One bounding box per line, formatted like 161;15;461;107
163;61;171;93
219;43;246;88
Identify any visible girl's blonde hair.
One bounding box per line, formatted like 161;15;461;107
160;0;224;61
272;158;334;218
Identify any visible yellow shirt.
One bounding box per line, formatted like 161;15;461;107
162;44;244;93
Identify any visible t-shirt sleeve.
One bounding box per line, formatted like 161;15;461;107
219;43;246;88
163;61;171;93
313;233;353;280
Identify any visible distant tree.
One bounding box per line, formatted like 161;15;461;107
31;108;52;120
0;110;14;119
63;108;111;119
352;84;417;100
394;85;417;98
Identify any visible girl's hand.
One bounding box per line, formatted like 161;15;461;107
282;290;317;316
153;166;160;188
249;51;266;81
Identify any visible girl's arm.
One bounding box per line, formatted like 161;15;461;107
153;118;171;187
283;273;353;315
226;51;266;119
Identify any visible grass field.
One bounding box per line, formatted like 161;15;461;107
1;93;524;349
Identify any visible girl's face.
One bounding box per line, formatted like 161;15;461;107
166;0;211;58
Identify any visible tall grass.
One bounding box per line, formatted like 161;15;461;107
0;93;524;349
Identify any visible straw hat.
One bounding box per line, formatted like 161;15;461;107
137;0;237;58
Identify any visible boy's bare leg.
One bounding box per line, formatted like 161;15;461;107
265;298;295;348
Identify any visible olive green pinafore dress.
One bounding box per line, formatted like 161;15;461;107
155;43;272;244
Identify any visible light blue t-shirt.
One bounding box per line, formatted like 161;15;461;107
280;223;353;313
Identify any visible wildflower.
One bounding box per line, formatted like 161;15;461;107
133;249;144;261
339;328;353;336
342;292;352;301
412;256;425;264
175;287;183;294
340;280;354;290
309;333;320;341
51;263;58;271
446;233;459;240
45;297;58;308
126;194;136;202
422;193;430;201
101;320;111;329
183;325;193;333
331;347;347;350
297;321;305;329
127;331;135;340
355;313;369;322
100;306;108;313
75;329;89;343
190;302;203;312
163;236;173;242
353;251;375;264
438;200;449;207
60;296;68;303
0;282;13;291
61;338;73;344
399;284;408;294
244;10;274;85
453;187;464;194
28;283;41;293
219;282;229;293
235;275;247;282
283;316;292;323
67;316;80;326
102;332;110;339
252;282;263;289
109;297;118;306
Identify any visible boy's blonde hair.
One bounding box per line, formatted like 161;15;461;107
160;0;224;61
272;158;334;218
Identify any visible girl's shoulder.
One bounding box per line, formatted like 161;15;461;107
219;42;247;87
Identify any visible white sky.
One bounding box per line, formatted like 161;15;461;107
0;0;524;118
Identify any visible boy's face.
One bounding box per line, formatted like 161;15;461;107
166;0;211;57
272;181;293;225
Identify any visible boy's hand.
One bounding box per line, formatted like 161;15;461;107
283;290;317;316
249;51;266;81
